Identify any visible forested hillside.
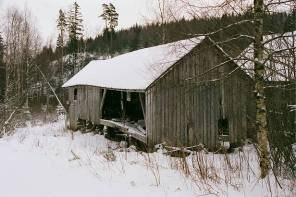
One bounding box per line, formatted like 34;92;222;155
85;10;296;55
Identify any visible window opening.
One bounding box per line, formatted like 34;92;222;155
74;88;78;101
218;118;229;136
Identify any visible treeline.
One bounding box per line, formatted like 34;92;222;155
84;9;296;56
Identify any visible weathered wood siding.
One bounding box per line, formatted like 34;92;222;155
222;61;252;146
68;86;102;130
146;39;252;149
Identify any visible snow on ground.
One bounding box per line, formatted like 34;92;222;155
0;120;295;197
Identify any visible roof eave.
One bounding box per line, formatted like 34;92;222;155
62;84;146;93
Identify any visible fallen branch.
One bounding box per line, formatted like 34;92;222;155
69;150;80;161
35;64;67;113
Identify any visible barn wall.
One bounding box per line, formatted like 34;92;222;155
68;86;102;130
146;39;252;149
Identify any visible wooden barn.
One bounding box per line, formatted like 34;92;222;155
63;34;295;150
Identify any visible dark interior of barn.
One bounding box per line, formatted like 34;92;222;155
102;90;145;129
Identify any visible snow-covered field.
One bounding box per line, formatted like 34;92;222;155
0;120;295;197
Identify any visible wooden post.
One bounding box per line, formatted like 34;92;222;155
221;78;225;119
139;93;146;122
99;88;107;118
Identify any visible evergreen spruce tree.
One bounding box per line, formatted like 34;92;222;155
284;6;296;90
284;7;296;32
56;9;67;82
67;1;83;75
57;9;67;50
100;3;118;55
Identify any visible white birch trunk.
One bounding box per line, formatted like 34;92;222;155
254;0;270;178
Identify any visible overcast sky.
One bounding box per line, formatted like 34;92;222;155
0;0;155;43
0;0;251;43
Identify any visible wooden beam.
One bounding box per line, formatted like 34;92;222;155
99;119;128;132
99;119;147;143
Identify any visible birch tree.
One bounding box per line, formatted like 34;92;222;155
253;0;270;178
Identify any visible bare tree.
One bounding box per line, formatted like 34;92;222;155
1;7;41;126
150;0;176;44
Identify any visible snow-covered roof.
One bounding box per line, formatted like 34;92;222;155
62;37;205;91
235;31;296;81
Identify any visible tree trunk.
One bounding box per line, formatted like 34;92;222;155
254;0;270;178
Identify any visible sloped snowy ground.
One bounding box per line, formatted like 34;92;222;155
0;120;295;197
